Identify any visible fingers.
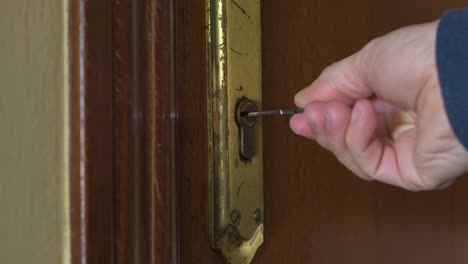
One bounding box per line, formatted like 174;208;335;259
344;100;397;183
294;52;373;109
290;22;443;190
290;101;370;180
345;100;423;189
290;99;424;189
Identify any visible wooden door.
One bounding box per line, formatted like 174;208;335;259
175;1;468;264
7;0;466;263
66;0;468;263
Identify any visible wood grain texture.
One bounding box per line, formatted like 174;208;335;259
113;0;177;264
177;1;468;264
0;1;68;263
70;0;179;263
145;0;180;262
113;0;149;263
112;0;178;263
69;0;114;263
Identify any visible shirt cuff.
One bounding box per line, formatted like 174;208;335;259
436;8;468;150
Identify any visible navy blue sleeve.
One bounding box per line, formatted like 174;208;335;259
436;8;468;150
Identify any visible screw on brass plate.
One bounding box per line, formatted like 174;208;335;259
254;209;262;224
231;209;241;225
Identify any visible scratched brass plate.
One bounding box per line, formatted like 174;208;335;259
206;0;263;263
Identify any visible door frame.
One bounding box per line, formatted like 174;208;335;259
69;0;178;263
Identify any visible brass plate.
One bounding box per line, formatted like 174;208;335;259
206;0;263;263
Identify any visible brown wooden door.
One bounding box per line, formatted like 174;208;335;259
176;1;468;264
69;0;468;263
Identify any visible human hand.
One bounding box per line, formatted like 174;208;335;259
290;21;468;191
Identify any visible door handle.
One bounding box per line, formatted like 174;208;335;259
206;0;264;263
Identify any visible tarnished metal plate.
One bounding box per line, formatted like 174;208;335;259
206;0;263;263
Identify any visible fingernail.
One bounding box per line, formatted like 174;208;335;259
351;104;361;123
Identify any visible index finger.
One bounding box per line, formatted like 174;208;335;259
294;53;373;108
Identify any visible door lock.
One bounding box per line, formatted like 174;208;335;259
235;98;258;161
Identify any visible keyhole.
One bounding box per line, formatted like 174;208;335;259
235;98;258;161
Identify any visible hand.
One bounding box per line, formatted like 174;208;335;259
290;21;468;191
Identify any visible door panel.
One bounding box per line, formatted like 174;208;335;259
177;1;468;263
